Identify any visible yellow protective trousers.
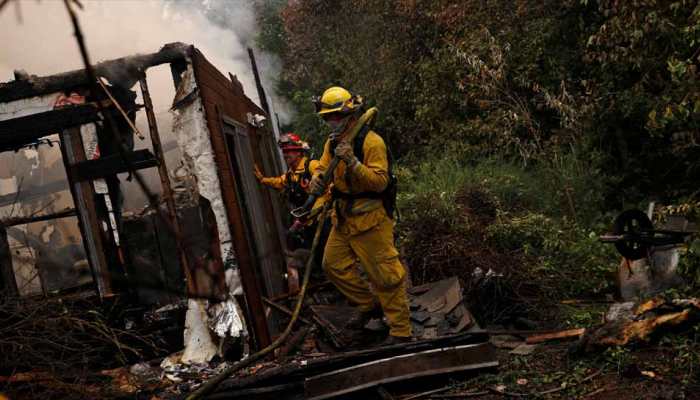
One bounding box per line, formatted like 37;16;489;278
322;214;412;337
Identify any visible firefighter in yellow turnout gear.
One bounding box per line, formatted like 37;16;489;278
309;87;411;343
255;132;327;252
255;132;318;207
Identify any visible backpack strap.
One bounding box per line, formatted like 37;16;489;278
302;157;312;181
334;125;399;219
353;124;370;164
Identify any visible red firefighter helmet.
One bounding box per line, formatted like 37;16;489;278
278;132;307;153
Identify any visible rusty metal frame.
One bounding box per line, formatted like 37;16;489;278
304;342;498;400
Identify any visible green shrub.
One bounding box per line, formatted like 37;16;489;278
486;211;618;298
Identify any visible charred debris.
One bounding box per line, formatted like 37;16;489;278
0;42;287;397
0;43;497;399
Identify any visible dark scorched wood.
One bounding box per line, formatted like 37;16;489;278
0;42;191;103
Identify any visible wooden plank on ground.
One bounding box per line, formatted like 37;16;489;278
525;328;585;344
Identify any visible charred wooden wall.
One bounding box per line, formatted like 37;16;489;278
191;50;287;343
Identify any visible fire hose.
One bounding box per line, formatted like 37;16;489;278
186;202;331;400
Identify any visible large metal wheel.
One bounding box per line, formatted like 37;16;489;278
613;209;654;260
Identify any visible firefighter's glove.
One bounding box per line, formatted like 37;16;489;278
335;141;359;170
253;164;264;181
309;173;325;195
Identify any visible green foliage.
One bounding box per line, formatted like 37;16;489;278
604;346;632;376
486;212;617;298
560;303;606;328
254;0;289;55
395;147;618;323
256;0;699;202
486;213;558;256
253;0;700;323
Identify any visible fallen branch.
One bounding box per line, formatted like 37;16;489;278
262;297;312;325
583;387;607;398
401;386;451;400
432;390;489;398
0;294;168;378
525;328;585;344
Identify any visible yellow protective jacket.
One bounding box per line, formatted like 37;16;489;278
260;156;319;193
315;130;389;235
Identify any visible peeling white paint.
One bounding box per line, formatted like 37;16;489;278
181;299;218;364
172;63;246;364
171;65;235;265
0;93;59;121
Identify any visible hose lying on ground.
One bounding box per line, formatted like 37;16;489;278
186;204;331;400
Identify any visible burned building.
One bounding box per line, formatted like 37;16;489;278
0;43;289;357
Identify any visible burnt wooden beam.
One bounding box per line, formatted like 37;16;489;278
0;225;19;296
72;149;158;182
0;180;68;208
0;42;191;103
169;57;189;90
2;208;77;227
0;104;101;151
247;47;270;116
215;331;492;393
59;127;113;298
139;76;194;296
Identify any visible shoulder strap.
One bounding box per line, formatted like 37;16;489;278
353;124;370;164
301;157;313;181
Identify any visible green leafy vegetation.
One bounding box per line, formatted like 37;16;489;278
255;0;700;324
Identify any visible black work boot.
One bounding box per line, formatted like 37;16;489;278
346;307;383;330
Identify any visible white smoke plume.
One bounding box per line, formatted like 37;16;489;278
0;0;288;121
1;0;291;210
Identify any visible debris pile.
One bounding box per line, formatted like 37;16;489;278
0;293;184;398
575;296;700;352
300;277;478;351
54;276;491;399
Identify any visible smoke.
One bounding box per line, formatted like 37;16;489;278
1;0;293;210
0;0;289;122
